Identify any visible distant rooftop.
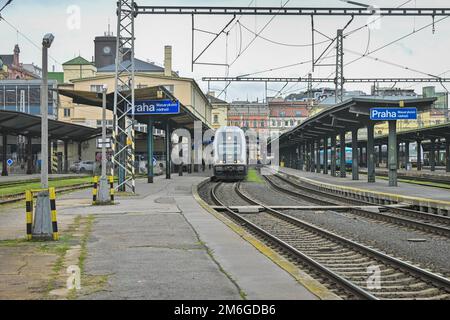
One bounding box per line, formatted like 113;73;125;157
97;58;164;73
48;72;64;83
63;56;94;66
207;94;228;105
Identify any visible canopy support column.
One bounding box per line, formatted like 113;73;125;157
352;130;359;180
330;135;337;177
388;120;398;187
367;122;375;183
165;121;171;179
339;132;346;178
147;118;154;183
323;137;328;175
416;140;422;171
2;134;8;176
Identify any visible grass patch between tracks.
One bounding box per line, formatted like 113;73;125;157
245;168;264;184
0;177;93;198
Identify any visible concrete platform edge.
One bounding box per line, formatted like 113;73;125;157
279;168;450;214
191;178;341;301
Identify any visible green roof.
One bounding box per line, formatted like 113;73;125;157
62;56;93;66
48;72;64;83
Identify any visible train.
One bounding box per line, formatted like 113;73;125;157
213;126;248;181
320;147;353;169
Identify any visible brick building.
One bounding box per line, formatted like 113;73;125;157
268;99;310;136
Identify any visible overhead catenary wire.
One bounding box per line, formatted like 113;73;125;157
0;15;62;66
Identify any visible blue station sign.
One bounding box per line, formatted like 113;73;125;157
370;108;417;121
129;100;180;115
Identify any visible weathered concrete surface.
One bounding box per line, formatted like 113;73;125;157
81;175;318;300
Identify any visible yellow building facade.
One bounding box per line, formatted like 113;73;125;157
58;73;213;129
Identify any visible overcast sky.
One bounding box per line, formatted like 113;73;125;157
2;0;450;101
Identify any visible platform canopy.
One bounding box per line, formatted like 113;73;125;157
0;110;101;141
274;97;437;147
371;122;450;146
57;86;211;132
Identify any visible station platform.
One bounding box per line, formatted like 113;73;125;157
0;172;332;300
359;167;450;183
80;174;323;300
278;167;450;214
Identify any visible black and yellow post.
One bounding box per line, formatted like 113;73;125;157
49;187;58;241
25;188;58;241
109;176;115;203
25;190;33;240
52;142;58;174
92;176;98;205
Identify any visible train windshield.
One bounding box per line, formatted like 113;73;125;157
217;132;242;163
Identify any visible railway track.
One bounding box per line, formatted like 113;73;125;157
209;181;450;300
264;173;450;238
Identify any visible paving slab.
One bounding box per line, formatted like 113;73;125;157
81;174;319;300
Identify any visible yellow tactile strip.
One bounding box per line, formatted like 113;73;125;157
192;179;341;301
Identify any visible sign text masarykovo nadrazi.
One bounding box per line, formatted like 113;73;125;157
128;100;180;115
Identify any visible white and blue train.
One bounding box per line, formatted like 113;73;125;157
213;126;248;181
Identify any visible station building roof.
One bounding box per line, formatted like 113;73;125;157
0;110;101;141
57;85;211;132
274;97;437;148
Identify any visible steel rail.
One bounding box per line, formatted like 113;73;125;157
271;173;450;230
210;181;377;300
233;181;450;294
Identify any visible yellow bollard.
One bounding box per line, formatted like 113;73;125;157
109;176;115;203
92;176;98;205
25;190;33;240
49;187;59;241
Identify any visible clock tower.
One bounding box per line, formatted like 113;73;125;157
94;31;117;69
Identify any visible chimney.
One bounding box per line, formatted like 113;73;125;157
164;45;172;77
13;44;20;66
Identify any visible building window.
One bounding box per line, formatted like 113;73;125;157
285;121;289;127
280;112;286;117
295;111;302;117
90;85;104;93
290;120;294;126
272;120;276;127
163;85;174;94
253;121;257;128
260;121;265;128
63;108;71;117
213;114;219;124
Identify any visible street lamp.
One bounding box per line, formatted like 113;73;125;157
97;84;111;204
40;33;54;189
33;33;54;240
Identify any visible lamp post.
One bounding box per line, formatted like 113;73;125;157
97;84;111;204
33;33;54;240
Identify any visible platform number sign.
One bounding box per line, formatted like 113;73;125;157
6;159;13;167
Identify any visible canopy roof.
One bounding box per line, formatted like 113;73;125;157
0;110;101;141
57;86;211;132
275;97;437;148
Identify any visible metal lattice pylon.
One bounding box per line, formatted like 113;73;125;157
112;0;136;193
335;29;344;103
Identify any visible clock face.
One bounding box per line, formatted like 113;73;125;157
103;46;111;54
